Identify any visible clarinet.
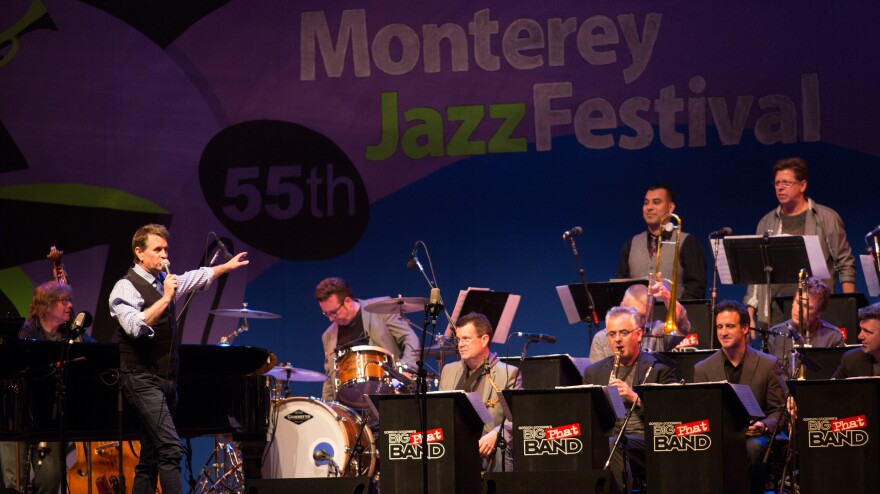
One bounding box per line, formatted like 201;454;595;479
610;351;622;382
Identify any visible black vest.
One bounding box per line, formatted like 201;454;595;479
117;267;177;377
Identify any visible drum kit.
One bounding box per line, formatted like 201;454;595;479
205;296;457;485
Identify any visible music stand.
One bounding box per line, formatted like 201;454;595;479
718;235;828;328
556;280;649;325
445;288;519;344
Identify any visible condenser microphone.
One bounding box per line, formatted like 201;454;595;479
513;332;557;344
406;242;420;269
562;227;583;239
69;311;93;339
429;287;443;318
708;227;733;239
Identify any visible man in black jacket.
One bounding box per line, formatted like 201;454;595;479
584;306;677;494
832;302;880;378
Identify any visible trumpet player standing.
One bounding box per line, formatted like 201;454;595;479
583;306;678;494
616;184;706;300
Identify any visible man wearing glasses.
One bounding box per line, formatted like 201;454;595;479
583;306;677;494
744;157;856;329
316;277;419;402
438;312;522;471
1;281;95;494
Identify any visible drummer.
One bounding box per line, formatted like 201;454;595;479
315;277;420;402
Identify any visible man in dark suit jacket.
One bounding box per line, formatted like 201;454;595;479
584;306;677;494
693;300;785;494
832;302;880;378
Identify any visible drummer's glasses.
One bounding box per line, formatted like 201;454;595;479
322;304;344;320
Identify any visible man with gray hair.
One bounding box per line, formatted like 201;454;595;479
583;306;678;494
589;282;691;363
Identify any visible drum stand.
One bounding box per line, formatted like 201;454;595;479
193;436;244;494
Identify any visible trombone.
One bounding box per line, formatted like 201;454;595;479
652;213;682;335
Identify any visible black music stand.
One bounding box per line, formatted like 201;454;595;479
556;280;650;326
787;378;880;494
446;289;519;343
503;385;623;472
722;236;823;334
498;355;584;389
635;382;764;494
372;391;488;494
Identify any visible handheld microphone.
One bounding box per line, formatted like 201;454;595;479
406;242;420;270
562;226;583;239
513;332;557;344
160;259;172;276
210;232;234;261
865;225;880;239
708;227;733;239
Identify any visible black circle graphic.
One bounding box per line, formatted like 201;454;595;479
199;120;369;260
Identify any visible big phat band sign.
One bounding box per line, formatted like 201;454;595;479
650;419;713;452
518;423;584;456
384;428;447;461
804;415;870;448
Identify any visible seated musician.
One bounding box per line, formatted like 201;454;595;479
315;277;420;402
832;302;880;378
789;302;880;420
0;281;94;494
693;301;785;494
583;306;677;494
438;312;522;472
766;277;845;377
590;281;691;363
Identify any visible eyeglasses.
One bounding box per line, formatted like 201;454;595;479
321;304;344;320
606;329;637;339
57;298;73;305
772;180;802;188
453;335;483;345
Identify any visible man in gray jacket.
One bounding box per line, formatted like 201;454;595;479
317;277;419;405
744;157;856;329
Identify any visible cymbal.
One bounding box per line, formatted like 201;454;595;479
264;365;326;382
209;308;281;319
364;296;430;314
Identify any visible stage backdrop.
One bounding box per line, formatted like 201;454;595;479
2;0;879;479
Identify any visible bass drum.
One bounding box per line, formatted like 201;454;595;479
262;397;376;479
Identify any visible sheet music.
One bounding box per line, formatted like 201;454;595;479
729;383;765;419
555;284;581;325
427;390;495;424
860;254;880;296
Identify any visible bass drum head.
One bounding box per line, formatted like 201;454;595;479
262;397;375;479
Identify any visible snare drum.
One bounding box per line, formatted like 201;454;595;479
334;345;395;407
262;397;376;478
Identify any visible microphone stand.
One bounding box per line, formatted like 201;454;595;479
566;235;599;341
604;362;655;488
709;235;724;350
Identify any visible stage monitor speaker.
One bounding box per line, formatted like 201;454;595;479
246;477;371;494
